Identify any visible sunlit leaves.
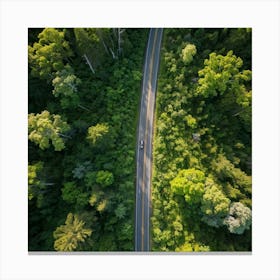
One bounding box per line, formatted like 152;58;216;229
28;28;72;80
87;123;109;146
152;29;252;251
185;114;197;129
197;51;251;98
181;43;197;64
28;110;70;151
97;199;108;213
89;193;98;206
175;232;210;252
201;179;230;228
52;64;81;109
28;162;43;200
170;169;206;204
53;213;92;251
96;170;114;187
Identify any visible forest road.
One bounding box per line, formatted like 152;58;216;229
135;28;163;251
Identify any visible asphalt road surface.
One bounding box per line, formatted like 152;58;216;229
135;28;163;251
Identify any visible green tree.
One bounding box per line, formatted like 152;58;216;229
74;28;124;72
185;114;197;129
52;64;81;109
61;182;89;207
72;161;91;179
222;28;252;69
89;193;98;206
96;199;108;213
170;169;205;204
53;213;92;251
74;28;103;72
28;162;43;200
28;28;72;80
223;202;251;234
115;203;126;219
85;171;97;188
212;154;252;196
197;51;251;98
201;179;231;228
28;28;148;251
151;28;252;251
28;110;70;151
175;232;210;252
87;123;109;146
74;28;98;55
95;170;114;187
61;182;80;204
119;222;133;243
181;43;197;64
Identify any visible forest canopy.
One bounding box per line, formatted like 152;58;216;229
151;28;252;251
28;28;147;251
28;28;251;252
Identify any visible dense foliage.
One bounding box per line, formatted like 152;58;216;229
28;28;147;251
29;28;252;252
151;28;252;251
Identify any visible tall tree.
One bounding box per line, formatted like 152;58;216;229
53;213;92;251
87;123;110;146
212;154;252;196
28;162;43;200
223;202;252;234
61;182;88;208
201;179;230;228
95;170;114;187
74;28;100;72
181;43;197;64
28;28;73;80
28;110;70;151
170;169;205;205
52;64;81;109
197;51;251;98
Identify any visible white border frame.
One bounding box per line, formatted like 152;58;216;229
1;0;280;279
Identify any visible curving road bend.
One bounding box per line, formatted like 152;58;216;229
135;28;163;252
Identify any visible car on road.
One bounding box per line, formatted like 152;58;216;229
140;140;144;149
